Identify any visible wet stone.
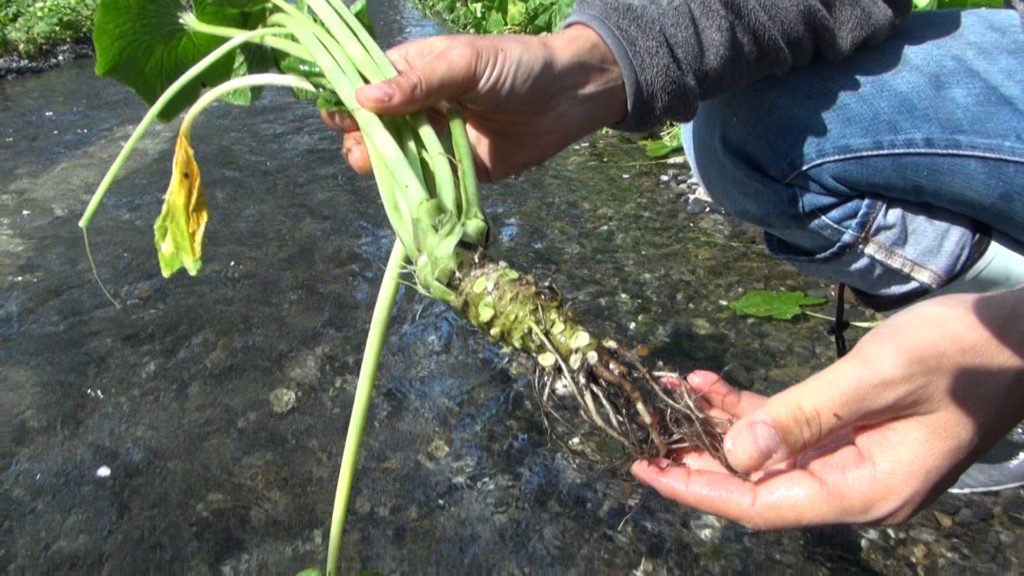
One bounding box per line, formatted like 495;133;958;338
956;503;995;524
933;511;954;529
690;513;725;544
933;493;967;516
908;526;937;544
268;388;297;414
689;317;713;336
910;543;929;565
685;197;711;215
1003;496;1024;526
428;438;450;460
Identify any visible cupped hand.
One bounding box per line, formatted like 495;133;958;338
321;25;626;182
633;288;1024;529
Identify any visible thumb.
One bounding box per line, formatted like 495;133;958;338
722;355;910;474
355;37;477;116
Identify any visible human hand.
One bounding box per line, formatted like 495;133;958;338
321;25;626;181
632;288;1024;528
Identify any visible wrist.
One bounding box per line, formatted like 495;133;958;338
933;288;1024;438
978;286;1024;400
544;25;627;129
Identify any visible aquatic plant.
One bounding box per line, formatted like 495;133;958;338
80;1;725;572
413;0;574;35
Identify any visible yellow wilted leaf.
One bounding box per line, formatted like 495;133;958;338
154;131;208;277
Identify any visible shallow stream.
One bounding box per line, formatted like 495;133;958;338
3;1;1021;572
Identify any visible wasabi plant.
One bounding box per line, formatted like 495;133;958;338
81;1;725;572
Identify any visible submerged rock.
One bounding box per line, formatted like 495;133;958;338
268;387;297;414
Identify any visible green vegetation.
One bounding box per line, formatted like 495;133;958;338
642;123;684;159
0;0;97;58
83;1;722;572
414;0;574;34
730;289;879;328
913;0;1006;10
729;290;829;321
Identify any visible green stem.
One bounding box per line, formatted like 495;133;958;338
180;73;316;136
305;0;387;83
296;0;458;217
323;0;461;215
326;239;406;576
448;107;480;220
179;13;309;59
267;4;428;255
319;0;396;77
78;26;294;230
448;107;488;246
803;310;881;329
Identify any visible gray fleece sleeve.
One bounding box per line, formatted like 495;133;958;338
564;0;912;131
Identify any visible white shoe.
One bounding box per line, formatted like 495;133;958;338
943;233;1024;493
950;422;1024;494
930;231;1024;298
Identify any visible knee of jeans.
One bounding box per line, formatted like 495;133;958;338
685;103;804;230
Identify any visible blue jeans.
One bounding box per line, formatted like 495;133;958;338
684;9;1024;306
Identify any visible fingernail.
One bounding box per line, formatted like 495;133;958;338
360;82;396;104
659;375;682;391
725;420;780;472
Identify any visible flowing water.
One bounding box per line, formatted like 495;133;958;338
3;1;1021;573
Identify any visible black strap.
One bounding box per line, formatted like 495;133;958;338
828;283;851;358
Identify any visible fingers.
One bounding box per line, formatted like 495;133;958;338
341;132;372;175
321;36;481;174
321;108;374;173
320;109;358;132
721;353;909;475
630;459;840;530
685;370;767;418
355;36;479;116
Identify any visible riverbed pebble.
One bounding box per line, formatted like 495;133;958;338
268;388;297;414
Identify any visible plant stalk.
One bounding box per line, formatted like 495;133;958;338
79;26;295;230
326;239;406;576
180;74;316;136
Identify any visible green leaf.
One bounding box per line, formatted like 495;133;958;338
645;139;680;158
93;0;269;121
728;290;828;320
219;44;274;106
484;12;505;34
507;0;526;27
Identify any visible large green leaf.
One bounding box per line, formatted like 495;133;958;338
93;0;269;121
728;290;828;320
